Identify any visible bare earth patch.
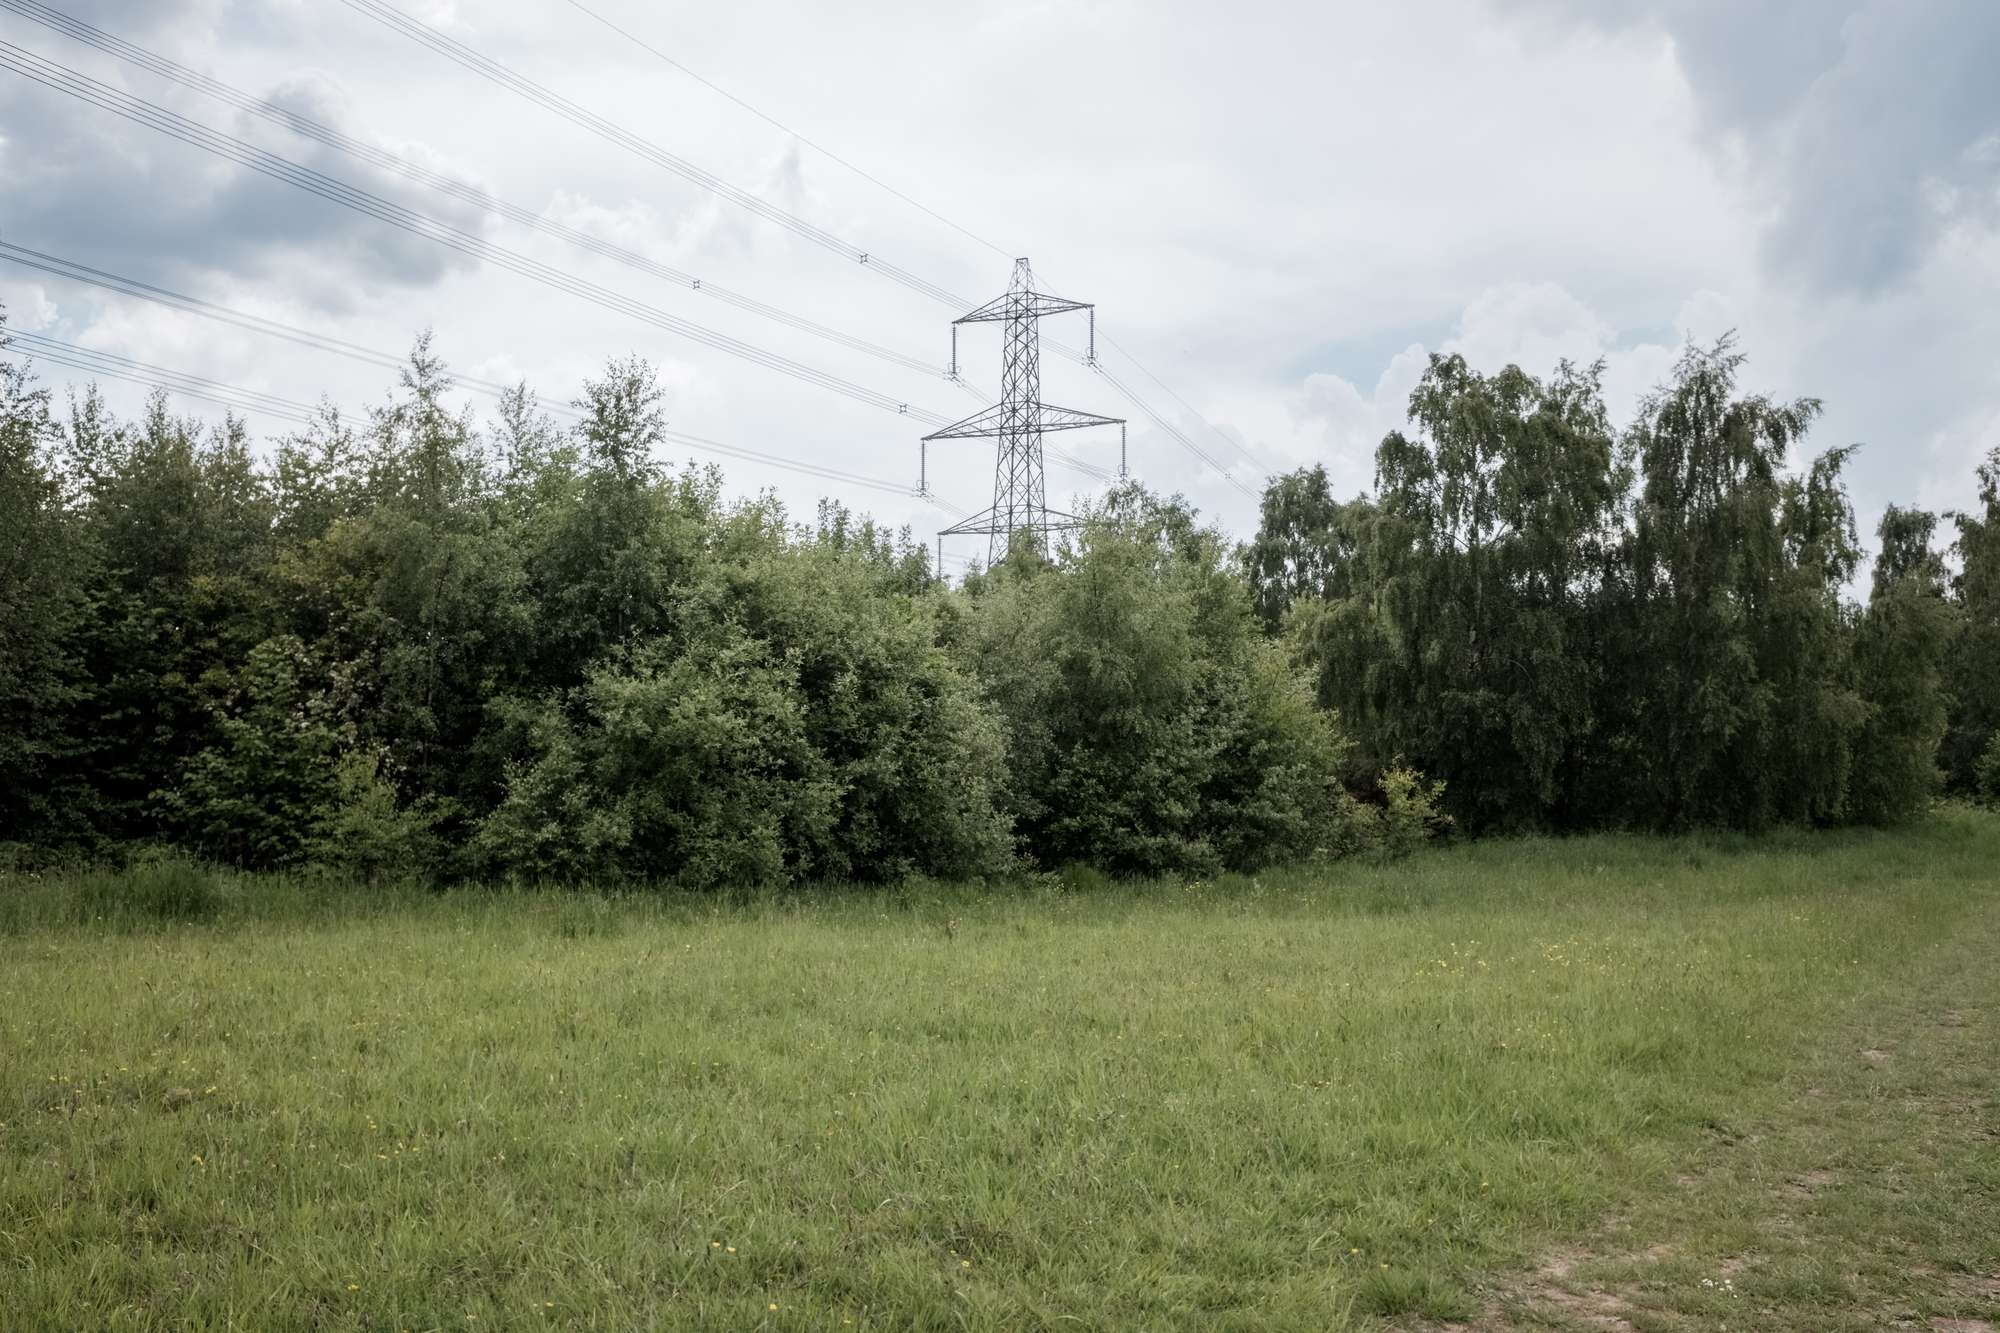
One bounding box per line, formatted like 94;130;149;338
1404;895;2000;1333
1425;1241;1677;1331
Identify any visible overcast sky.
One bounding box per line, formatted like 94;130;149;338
3;0;1997;569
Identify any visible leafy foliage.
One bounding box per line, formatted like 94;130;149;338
2;302;1980;880
1978;734;2000;809
1291;355;1625;829
476;533;1011;888
1850;507;1952;822
159;635;340;868
1944;447;2000;794
963;487;1346;875
0;310;87;840
1272;337;1964;832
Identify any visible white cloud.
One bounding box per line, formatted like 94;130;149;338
0;0;1991;560
0;283;60;334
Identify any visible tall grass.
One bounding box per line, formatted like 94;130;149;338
1;809;1995;1329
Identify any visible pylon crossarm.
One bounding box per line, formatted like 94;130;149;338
922;258;1118;565
938;509;1083;537
938;506;1002;537
952;291;1092;324
922;404;1008;441
923;402;1122;440
1037;404;1124;432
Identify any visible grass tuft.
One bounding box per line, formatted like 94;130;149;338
1;809;1996;1329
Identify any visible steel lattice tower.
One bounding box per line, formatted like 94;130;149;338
922;258;1124;563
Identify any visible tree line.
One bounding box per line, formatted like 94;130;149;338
1250;341;2000;832
2;307;1995;884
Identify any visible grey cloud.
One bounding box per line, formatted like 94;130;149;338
1766;3;2000;291
1574;0;1861;135
0;61;491;313
1497;0;2000;294
53;1;329;52
41;0;226;39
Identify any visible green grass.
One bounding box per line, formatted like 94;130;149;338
3;813;1997;1330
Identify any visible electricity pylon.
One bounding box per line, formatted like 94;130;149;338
921;258;1124;564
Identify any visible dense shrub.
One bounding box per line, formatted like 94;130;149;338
312;752;448;883
1373;766;1455;860
475;526;1010;888
1978;735;2000;810
963;489;1350;875
2;306;1986;884
0;314;87;842
1850;507;1953;822
158;635;340;868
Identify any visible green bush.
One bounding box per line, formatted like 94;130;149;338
962;488;1350;875
1321;788;1383;861
1977;733;2000;809
1325;766;1453;861
1377;766;1453;858
476;539;1010;889
156;636;338;869
312;751;447;883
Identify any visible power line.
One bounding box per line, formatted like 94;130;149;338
0;19;1108;507
0;0;970;387
10;331;322;425
553;1;1281;482
1093;326;1269;475
653;425;959;502
333;0;974;310
559;0;1013;262
333;0;1263;492
0;239;513;390
1095;362;1257;499
0;40;957;428
1044;325;1270;485
1047;451;1119;485
2;327;956;503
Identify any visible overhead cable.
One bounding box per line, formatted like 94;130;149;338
337;1;1262;489
0;40;955;427
9;331;321;424
3;299;954;502
0;0;968;384
0;239;516;390
333;0;974;309
559;0;1013;262
554;0;1280;479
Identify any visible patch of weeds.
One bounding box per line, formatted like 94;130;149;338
1055;862;1113;894
75;852;222;926
1354;1267;1472;1320
554;894;624;940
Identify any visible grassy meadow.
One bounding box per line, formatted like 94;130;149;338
3;812;1998;1330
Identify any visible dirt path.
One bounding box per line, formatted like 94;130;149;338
1418;896;2000;1332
